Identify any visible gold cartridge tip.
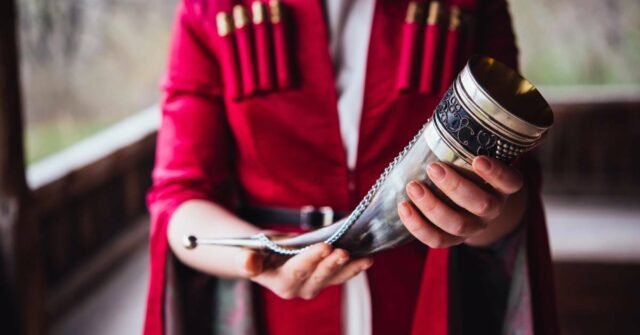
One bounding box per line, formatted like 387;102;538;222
252;1;266;24
427;1;442;25
405;1;425;23
269;0;282;24
216;12;234;36
233;5;250;29
449;6;461;30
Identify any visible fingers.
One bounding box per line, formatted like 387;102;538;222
397;201;465;248
267;243;331;299
298;249;349;299
406;181;486;237
281;243;331;281
242;250;264;277
254;244;373;301
402;158;525;249
326;258;373;286
426;163;502;220
298;251;373;300
472;156;523;195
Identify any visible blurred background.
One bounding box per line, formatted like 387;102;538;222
1;0;639;334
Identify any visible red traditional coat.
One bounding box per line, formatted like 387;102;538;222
145;0;558;334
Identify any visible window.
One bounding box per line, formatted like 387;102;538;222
18;0;178;163
510;0;640;86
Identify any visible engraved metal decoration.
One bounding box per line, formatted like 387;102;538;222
435;87;526;164
184;56;554;257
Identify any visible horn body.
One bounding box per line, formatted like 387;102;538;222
185;55;554;257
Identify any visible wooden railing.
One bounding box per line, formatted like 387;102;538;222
1;1;44;334
27;109;158;322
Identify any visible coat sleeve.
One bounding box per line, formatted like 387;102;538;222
144;2;234;334
473;0;520;70
456;0;559;333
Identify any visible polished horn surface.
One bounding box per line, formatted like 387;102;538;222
184;55;554;257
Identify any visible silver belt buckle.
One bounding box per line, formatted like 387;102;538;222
300;206;334;230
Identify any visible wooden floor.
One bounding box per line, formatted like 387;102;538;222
555;262;640;335
540;196;640;334
52;197;640;334
51;245;148;335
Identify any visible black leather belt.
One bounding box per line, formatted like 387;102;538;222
241;206;349;230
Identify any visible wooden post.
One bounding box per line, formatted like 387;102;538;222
0;0;45;334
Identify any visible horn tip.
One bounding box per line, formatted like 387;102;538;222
183;235;198;249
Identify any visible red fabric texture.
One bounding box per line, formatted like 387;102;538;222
144;0;557;334
236;24;259;96
418;23;444;93
411;248;450;335
254;19;275;91
395;20;423;92
527;195;560;334
439;27;461;95
219;33;243;99
257;284;343;334
521;157;560;335
271;9;293;89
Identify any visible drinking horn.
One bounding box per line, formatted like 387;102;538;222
183;55;554;258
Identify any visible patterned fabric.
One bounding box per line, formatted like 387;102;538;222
455;223;534;335
502;230;534;335
212;279;257;335
206;227;536;335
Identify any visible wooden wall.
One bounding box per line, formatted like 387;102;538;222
536;100;640;199
555;262;640;334
32;134;156;322
539;98;640;334
0;1;44;333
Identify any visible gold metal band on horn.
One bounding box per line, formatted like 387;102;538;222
425;56;553;168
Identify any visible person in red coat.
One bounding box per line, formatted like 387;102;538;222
144;0;558;334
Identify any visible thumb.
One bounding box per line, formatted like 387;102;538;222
241;250;265;277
